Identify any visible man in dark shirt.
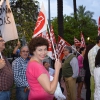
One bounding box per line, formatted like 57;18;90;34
0;36;13;100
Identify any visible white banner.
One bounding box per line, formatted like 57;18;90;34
33;3;48;37
0;0;18;42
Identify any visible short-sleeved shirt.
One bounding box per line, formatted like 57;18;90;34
78;55;85;77
88;44;100;76
26;61;54;100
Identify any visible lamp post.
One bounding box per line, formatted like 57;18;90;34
87;37;90;41
87;37;95;44
48;0;51;27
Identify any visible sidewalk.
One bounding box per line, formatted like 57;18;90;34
61;78;86;100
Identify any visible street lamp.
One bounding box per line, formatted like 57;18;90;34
87;37;90;41
87;37;95;44
48;0;51;27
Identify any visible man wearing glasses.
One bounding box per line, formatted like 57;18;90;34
0;36;13;100
12;46;30;100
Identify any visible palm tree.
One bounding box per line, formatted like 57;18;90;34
73;0;77;19
57;0;77;37
77;5;96;24
57;0;63;38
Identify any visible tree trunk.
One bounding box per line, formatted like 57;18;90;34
57;0;63;38
73;0;77;19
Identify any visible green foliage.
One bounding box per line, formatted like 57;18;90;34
52;5;98;45
10;0;39;42
3;39;20;59
4;0;39;57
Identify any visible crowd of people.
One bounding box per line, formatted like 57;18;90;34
0;35;100;100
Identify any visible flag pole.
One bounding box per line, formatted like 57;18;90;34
48;25;57;60
71;46;80;55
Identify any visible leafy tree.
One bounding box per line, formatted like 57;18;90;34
10;0;39;42
3;0;39;57
52;5;97;45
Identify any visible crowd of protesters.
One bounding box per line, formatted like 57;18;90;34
1;35;100;100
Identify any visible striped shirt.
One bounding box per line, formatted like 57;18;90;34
12;57;29;87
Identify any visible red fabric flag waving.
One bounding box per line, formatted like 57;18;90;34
56;36;71;60
80;32;86;48
49;25;57;59
46;32;54;59
33;3;48;37
74;37;81;47
50;25;56;44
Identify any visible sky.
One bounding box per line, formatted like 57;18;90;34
37;0;100;23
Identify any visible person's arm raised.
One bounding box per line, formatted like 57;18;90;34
38;59;61;94
13;41;21;54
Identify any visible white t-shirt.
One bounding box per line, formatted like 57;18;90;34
49;68;55;76
50;76;66;100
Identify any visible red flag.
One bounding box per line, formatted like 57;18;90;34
74;37;81;47
98;16;100;36
50;25;56;44
36;31;46;38
49;25;57;59
33;3;48;37
80;32;86;47
56;36;71;60
46;32;54;59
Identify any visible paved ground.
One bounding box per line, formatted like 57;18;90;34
61;78;86;100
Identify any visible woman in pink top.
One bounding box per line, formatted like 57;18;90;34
26;37;61;100
77;47;86;100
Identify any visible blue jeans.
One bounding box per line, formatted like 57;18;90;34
0;91;10;100
16;87;29;100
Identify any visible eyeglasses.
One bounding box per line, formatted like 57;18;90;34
0;40;5;42
21;51;29;53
